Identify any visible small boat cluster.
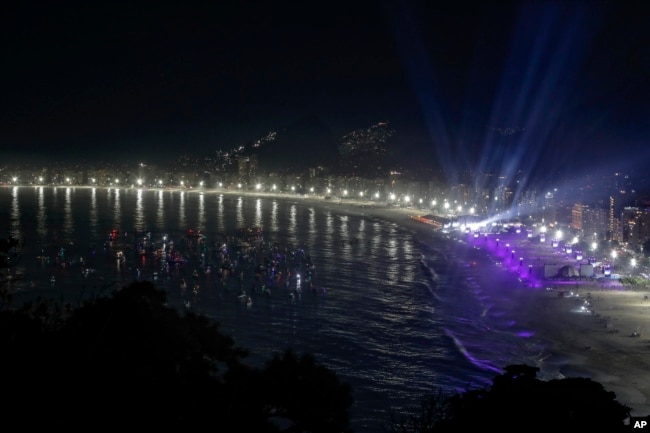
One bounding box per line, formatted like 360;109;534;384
207;227;321;307
29;226;320;310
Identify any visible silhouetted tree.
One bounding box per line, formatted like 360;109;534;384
259;349;354;433
0;281;354;431
387;364;630;432
385;390;451;433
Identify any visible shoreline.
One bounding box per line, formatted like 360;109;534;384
7;185;650;417
453;228;650;418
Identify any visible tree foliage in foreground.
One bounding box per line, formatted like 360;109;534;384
387;364;631;432
0;281;353;431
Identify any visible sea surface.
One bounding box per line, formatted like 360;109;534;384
0;186;552;432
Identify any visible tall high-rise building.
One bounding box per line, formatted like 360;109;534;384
571;204;588;231
609;196;616;241
582;206;609;242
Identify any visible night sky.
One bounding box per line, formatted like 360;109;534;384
1;1;648;181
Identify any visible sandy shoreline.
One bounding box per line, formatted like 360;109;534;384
255;188;650;417
13;185;650;417
439;227;650;418
519;284;650;417
280;190;650;418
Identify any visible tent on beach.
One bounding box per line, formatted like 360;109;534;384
557;265;580;278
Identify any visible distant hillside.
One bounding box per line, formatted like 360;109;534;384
243;115;339;173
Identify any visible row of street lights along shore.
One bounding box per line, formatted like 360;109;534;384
6;177;478;215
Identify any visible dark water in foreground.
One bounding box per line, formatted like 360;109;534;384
0;186;550;432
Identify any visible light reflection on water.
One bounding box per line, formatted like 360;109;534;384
0;186;548;433
178;191;186;229
135;189;144;232
10;187;21;241
37;187;47;241
198;193;206;232
64;187;73;242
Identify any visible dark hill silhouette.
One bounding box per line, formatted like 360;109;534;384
244;114;339;173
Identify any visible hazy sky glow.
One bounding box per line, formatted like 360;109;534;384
1;1;648;183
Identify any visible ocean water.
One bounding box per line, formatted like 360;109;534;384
0;186;551;432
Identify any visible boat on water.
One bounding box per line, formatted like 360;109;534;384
167;256;189;265
186;229;206;239
234;227;264;246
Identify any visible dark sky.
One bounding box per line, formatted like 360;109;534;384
1;0;648;180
